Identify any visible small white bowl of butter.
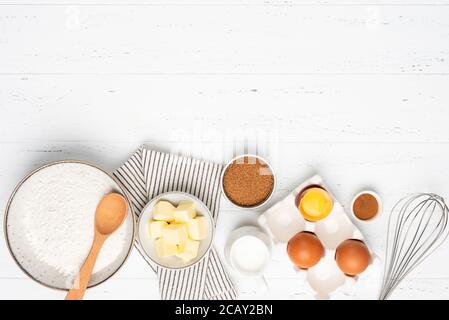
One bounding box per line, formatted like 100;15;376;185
138;192;214;270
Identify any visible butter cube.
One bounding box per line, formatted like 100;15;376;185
155;238;178;258
152;201;175;222
177;239;200;262
148;220;167;239
187;216;207;240
174;200;196;223
162;223;188;245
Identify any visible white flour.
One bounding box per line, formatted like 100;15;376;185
7;163;133;289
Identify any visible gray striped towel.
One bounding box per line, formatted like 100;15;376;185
113;146;237;300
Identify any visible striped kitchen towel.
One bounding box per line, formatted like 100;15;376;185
113;146;236;300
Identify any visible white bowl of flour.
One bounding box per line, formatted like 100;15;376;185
4;161;135;291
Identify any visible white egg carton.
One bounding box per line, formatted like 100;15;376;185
258;175;379;299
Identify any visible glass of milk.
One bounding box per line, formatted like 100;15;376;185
224;226;272;294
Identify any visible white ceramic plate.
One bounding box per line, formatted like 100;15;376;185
4;161;135;291
138;192;214;269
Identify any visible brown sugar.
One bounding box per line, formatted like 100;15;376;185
223;156;274;207
353;193;379;221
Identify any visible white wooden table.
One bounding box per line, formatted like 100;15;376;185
1;1;449;300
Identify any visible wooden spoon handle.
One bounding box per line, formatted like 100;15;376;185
65;234;107;300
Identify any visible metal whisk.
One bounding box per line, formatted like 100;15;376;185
379;193;449;300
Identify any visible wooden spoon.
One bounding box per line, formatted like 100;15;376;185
65;193;128;300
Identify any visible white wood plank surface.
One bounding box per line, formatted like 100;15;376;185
1;2;449;300
1;6;449;74
1;75;449;142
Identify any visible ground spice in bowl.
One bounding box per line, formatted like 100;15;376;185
352;192;380;221
222;156;275;208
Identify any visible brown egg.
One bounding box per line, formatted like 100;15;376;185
335;239;371;276
287;231;324;269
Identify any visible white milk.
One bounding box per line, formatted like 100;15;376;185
230;235;269;275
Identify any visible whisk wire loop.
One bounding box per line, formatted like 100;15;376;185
380;193;449;300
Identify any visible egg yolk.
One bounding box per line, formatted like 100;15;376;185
299;188;333;222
